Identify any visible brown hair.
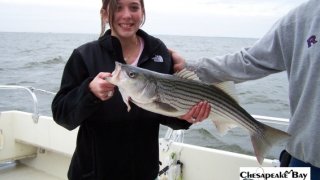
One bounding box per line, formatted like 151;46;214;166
100;0;146;37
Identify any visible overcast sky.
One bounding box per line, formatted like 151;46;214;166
0;0;308;38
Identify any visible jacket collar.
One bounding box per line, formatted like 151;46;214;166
98;29;161;66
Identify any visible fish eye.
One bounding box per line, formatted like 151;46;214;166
128;71;136;78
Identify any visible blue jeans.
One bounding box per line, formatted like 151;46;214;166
289;157;320;180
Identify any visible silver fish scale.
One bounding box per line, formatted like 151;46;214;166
154;76;265;135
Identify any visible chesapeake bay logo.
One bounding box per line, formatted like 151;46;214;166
239;167;310;180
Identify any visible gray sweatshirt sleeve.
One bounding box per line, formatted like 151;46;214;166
187;0;320;168
187;20;287;84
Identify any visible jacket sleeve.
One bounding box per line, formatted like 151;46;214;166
51;49;102;130
160;116;192;130
187;18;287;84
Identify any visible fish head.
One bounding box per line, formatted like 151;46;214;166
106;62;157;105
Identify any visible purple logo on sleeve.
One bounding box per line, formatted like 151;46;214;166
307;35;317;48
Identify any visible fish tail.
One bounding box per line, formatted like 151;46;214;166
251;124;290;164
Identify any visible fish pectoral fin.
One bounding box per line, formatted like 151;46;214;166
118;88;131;112
133;101;180;117
123;96;131;112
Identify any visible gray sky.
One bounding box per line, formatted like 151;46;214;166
0;0;308;38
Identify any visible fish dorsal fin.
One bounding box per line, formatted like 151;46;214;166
174;69;200;81
174;70;238;102
214;81;238;102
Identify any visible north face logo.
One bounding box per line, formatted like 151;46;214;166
307;35;317;48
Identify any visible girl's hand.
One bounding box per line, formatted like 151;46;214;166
180;101;211;123
89;72;115;101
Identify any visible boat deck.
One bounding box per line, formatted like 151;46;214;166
0;162;63;180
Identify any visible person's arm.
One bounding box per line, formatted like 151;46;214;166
51;50;109;130
170;19;287;119
172;19;287;84
188;45;285;84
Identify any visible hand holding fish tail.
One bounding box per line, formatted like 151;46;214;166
89;72;115;101
180;101;211;123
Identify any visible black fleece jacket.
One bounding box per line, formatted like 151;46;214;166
51;29;191;180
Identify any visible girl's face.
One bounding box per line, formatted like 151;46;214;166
109;0;144;39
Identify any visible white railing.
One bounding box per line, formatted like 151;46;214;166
0;85;56;123
252;114;289;126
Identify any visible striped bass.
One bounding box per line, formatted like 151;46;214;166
106;62;290;164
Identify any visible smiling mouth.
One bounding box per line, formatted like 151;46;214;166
119;23;134;29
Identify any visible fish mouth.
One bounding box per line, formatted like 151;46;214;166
105;62;122;84
112;62;122;77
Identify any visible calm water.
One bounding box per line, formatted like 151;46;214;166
0;32;289;159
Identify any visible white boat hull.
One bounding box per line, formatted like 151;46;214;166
0;111;277;180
